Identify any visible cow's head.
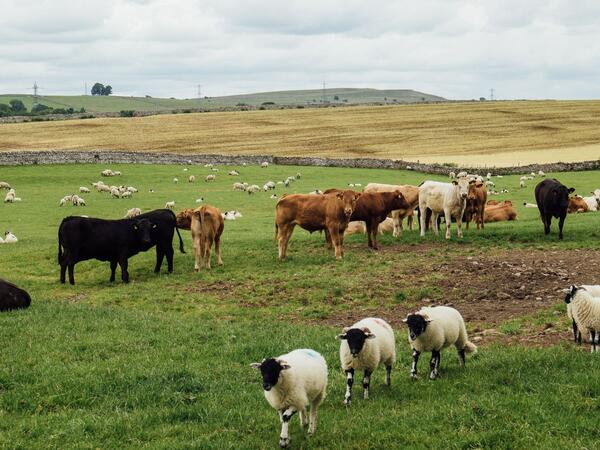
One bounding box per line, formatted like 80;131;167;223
176;209;193;229
402;313;432;341
563;285;580;304
467;181;484;200
336;190;361;218
133;218;154;245
452;178;472;200
337;327;375;357
250;358;290;391
392;189;409;209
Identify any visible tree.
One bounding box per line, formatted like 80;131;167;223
31;103;51;114
102;85;112;96
9;99;26;113
91;82;104;96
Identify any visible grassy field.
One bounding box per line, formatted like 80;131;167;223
1;163;600;448
0;88;444;114
3;101;600;166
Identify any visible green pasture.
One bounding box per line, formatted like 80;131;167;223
1;163;599;448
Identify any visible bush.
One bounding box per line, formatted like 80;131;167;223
261;101;275;105
9;99;26;113
31;104;51;114
259;106;266;110
119;110;135;117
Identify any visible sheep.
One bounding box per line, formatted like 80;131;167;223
205;174;216;182
173;177;179;184
523;202;537;208
222;211;237;221
72;195;86;206
485;180;495;187
538;170;546;177
270;194;278;199
124;207;142;218
295;172;301;179
337;317;395;405
3;231;18;244
348;183;355;187
101;169;115;177
165;201;176;209
247;184;260;194
309;189;323;195
204;163;213;168
264;181;276;190
457;171;468;178
530;172;536;177
96;183;111;193
486;172;492;180
233;182;246;191
403;306;477;380
520;180;526;188
4;191;16;203
261;161;269;168
251;349;327;448
228;170;240;176
564;285;600;352
120;191;132;199
113;171;121;176
188;175;196;183
0;181;11;189
195;197;204;203
449;172;456;179
211;167;219;172
110;188;121;198
79;187;90;194
59;195;73;206
127;186;138;194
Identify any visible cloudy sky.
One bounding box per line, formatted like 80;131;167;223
1;0;599;99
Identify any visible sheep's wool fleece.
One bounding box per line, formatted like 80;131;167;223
571;289;600;333
340;317;396;371
409;306;473;353
568;285;600;321
264;349;327;411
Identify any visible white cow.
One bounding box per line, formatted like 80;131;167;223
419;179;473;239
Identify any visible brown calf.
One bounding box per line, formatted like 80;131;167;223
363;183;419;236
484;202;518;222
176;208;194;230
275;190;360;260
568;196;589;214
191;205;224;270
464;182;487;230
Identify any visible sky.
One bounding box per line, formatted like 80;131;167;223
1;0;599;100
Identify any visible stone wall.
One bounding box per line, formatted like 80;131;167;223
0;150;598;175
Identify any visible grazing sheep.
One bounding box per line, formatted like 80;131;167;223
233;182;246;191
97;183;111;193
264;181;276;190
338;318;395;405
114;171;121;176
403;306;477;380
520;180;526;188
0;181;11;189
564;285;600;352
564;285;600;344
59;195;73;206
188;175;196;183
101;169;115;177
4;190;16;203
222;211;237;221
523;202;537;208
344;221;366;236
538;170;546;177
0;279;31;312
3;231;18;244
110;188;121;198
270;194;278;199
251;349;327;448
165;201;176;209
173;177;179;184
72;195;86;206
261;161;269;168
204;163;213;168
457;171;468;178
228;170;240;176
449;172;456;179
124;207;142;218
485;180;495;187
247;184;260;194
195;198;204;203
127;186;138;194
79;187;90;194
205;174;216;182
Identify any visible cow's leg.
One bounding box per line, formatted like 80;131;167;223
429;350;440;379
419;205;426;237
278;224;294;261
444;209;453;239
558;214;566;240
205;236;214;269
362;369;372;400
407;212;414;231
119;257;129;283
109;260;117;282
67;262;75;285
154;246;165;273
60;253;68;284
279;406;297;448
392;210;401;237
544;214;551;235
193;237;202;271
215;234;224;266
344;368;354;405
433;212;441;236
165;245;174;273
324;228;333;249
411;349;420;379
456;213;464;238
365;221;374;249
328;227;343;259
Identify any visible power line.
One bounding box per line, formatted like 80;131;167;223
32;82;39;106
490;88;495;101
322;81;326;103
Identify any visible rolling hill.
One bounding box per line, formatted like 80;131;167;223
0;88;446;113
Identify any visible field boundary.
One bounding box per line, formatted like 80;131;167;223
0;150;598;174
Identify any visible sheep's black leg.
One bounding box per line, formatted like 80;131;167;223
344;369;354;405
430;350;440;380
385;365;392;386
362;369;372;400
591;330;597;353
572;320;579;343
411;349;420;379
458;348;466;367
279;406;297;448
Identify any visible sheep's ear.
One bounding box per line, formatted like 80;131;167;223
250;363;262;370
425;319;433;323
278;360;291;370
336;333;347;340
568;187;575;193
452;180;458;185
361;327;375;338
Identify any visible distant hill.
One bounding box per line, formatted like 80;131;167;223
0;88;446;113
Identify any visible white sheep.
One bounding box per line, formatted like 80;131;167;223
228;170;240;176
59;195;73;206
124;207;142;218
0;181;11;189
4;190;16;203
195;197;204;203
211;167;219;172
114;171;121;176
205;174;216;182
523;202;537;208
251;349;327;448
165;201;176;209
173;177;179;184
261;161;269;168
564;285;600;352
338;317;395;405
247;184;260;194
448;172;456;179
101;169;115;177
538;170;546;177
456;171;468;178
188;175;196;183
403;306;477;380
72;195;86;206
270;194;278;199
120;191;132;199
233;182;246;191
204;163;213;168
79;187;90;193
3;231;18;244
486;172;492;180
565;285;600;344
110;188;121;198
520;180;526;188
127;186;138;193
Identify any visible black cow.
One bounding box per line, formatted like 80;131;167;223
58;209;185;285
535;179;574;240
0;279;31;312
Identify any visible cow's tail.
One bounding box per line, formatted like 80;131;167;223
175;226;186;254
274;222;279;241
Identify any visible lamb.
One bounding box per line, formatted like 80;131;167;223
126;186;138;194
449;172;456;179
71;195;86;206
173;177;179;184
261;161;269;168
110;188;121;198
337;317;395;405
165;201;176;209
233;182;246;191
79;187;90;194
3;231;18;244
195;198;204;203
523;202;537;208
188;175;196;183
247;184;260;194
205;174;216;182
59;195;73;206
251;349;327;448
0;181;11;189
520;180;526;188
124;207;142;218
564;285;600;352
403;306;477;380
228;170;240;176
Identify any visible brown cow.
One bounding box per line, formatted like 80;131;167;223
176;208;194;230
464;182;487;230
568;196;589;214
324;189;409;249
484;202;518;222
363;183;419;236
275;190;360;260
191;205;224;270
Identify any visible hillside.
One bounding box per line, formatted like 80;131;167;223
0;88;445;113
2;101;600;167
